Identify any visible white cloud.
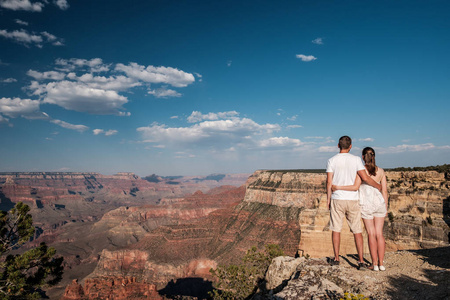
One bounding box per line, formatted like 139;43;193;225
40;31;64;45
227;60;232;67
0;114;9;124
55;58;109;73
93;129;117;136
384;143;437;153
40;81;129;115
286;125;302;129
115;62;195;87
0;0;44;11
306;136;325;139
27;69;66;80
170;115;179;119
359;138;374;142
296;54;317;62
41;31;57;41
15;19;29;26
0;97;41;118
20;58;197;116
0;29;63;47
312;37;323;45
259;137;302;148
67;73;141;91
194;72;202;82
0;29;42;45
187;111;239;123
148;87;181;98
105;129;117;136
54;0;68;10
319;146;338;152
2;78;17;83
152;144;166;148
137;116;280;146
93;129;104;135
287;115;298;121
51;119;88;132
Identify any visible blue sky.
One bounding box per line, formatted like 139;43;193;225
0;0;449;176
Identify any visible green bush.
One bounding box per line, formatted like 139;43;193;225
209;244;284;300
340;292;369;300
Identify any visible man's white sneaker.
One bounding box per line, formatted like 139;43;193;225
379;265;386;271
373;265;379;271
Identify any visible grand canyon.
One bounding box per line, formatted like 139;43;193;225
0;168;448;299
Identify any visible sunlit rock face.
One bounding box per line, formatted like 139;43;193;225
244;169;450;257
61;277;162;300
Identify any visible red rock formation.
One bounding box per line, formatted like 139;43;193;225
85;198;302;290
61;277;162;300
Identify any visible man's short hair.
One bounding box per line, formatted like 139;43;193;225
338;136;352;150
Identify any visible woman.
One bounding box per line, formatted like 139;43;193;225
332;147;388;271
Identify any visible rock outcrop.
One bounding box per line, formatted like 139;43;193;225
263;247;450;299
245;170;450;257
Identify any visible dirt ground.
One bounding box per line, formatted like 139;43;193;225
336;246;450;299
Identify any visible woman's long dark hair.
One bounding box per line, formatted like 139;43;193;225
362;147;377;176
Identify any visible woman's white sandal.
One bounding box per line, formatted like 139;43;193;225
373;265;379;271
379;265;386;271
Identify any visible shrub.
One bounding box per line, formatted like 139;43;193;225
340;292;369;300
209;244;284;300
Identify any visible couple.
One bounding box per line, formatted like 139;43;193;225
326;136;388;271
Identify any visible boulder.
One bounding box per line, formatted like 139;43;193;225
265;256;305;291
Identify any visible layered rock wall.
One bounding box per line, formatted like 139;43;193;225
244;170;450;257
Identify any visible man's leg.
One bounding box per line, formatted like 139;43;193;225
353;232;364;263
347;200;364;263
330;200;344;262
332;231;341;261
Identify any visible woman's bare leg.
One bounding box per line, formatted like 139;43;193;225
363;218;378;266
374;217;386;265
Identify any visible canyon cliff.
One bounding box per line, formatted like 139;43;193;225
62;169;449;299
245;169;449;257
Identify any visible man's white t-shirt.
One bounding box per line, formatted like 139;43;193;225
326;153;365;200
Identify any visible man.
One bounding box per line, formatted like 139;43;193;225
326;136;381;269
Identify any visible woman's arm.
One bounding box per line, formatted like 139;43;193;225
381;174;388;209
332;175;362;191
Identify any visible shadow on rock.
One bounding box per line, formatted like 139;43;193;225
158;277;214;300
410;246;450;269
0;190;15;212
386;269;450;300
386;248;450;300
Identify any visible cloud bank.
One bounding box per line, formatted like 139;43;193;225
24;58;196;116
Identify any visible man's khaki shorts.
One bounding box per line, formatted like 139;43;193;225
330;199;362;233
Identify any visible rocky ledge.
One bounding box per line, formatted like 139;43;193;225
262;246;450;299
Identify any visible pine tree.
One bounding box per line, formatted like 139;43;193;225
0;202;63;299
